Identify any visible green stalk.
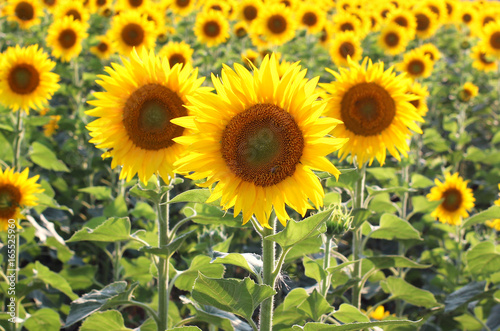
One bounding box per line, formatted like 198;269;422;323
12;111;24;172
352;163;366;309
156;181;171;331
259;217;276;331
321;236;332;297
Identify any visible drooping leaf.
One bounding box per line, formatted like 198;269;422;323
211;252;262;279
79;310;132;331
174;256;225;291
370;214;422;241
29;142;70;172
381;276;439;308
34;261;78;300
444;281;487;312
462;206;500;228
67;217;137;243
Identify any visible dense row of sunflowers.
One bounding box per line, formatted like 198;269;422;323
1;0;500;329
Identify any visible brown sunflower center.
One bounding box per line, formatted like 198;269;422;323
459;88;472;101
339;41;355;58
462;13;472;23
483;16;495;26
320;27;328;42
15;1;34;21
236;27;247;38
203;21;221;37
281;0;290;6
410;98;420;109
370;17;376;28
341;82;396;136
479;52;494;64
176;0;189;7
243;5;257;21
446;3;452;15
428;5;440;18
123;84;186;150
58;28;77;49
385;32;400;47
381;9;389;18
408;59;425;75
169;53;186;66
44;0;56;6
121;23;145;46
66;9;81;20
97;0;106;6
221;103;304;187
395;16;408;27
424;51;434;60
210;4;222;11
416;13;430;31
340;22;354;31
302;12;318;27
8;64;40;95
97;41;108;52
129;0;142;7
268;14;287;34
489;32;500;50
0;184;22;220
442;188;462;212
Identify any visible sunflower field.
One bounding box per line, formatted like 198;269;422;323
1;0;500;330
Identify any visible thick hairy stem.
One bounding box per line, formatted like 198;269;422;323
352;163;366;309
259;217;276;331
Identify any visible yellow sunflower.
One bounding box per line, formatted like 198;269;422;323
233;21;248;38
168;0;195;17
413;6;440;39
109;11;156;55
203;0;231;17
241;49;260;68
0;167;43;231
336;0;353;13
89;0;109;13
397;49;434;80
422;0;446;23
141;3;166;36
471;45;498;72
377;2;396;21
117;0;148;11
46;16;88;62
4;0;41;29
417;43;441;62
443;0;459;24
369;306;391;321
159;41;193;68
86;49;206;184
194;10;230;47
41;0;58;12
367;12;382;32
0;45;60;114
332;11;362;35
270;0;299;11
378;23;409;55
427;172;475;226
253;3;297;46
296;3;326;34
386;8;417;39
318;22;334;48
458;82;479;102
43;115;61;137
406;81;429;117
172;54;347;228
320;57;424;166
458;3;477;28
53;0;90;24
485;184;500;231
475;7;498;31
238;0;261;24
90;35;114;60
479;21;500;58
329;31;363;67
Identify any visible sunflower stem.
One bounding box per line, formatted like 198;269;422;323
455;225;464;284
321;235;332;297
12;110;24;172
352;162;366;309
260;217;276;331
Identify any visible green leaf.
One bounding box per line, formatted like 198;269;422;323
67;217;136;243
59;265;97;290
78;186;112;200
366;186;415;197
79;310;132;331
273;288;309;327
34;261;78;300
351;208;371;228
44;237;74;263
445;281;487;312
65;281;128;327
332;304;369;323
466;242;500;276
29;142;69;172
303;256;327;284
34;192;73;213
135;318;157;331
265;209;333;249
366;256;430;269
141;230;195;259
131;202;156;220
462;206;500;228
285;236;322;263
370;214;422;241
174;255;225;291
184;204;244;228
24;308;61;331
297;289;333;321
169;189;211;204
410;174;434;189
211;252;262;278
104;195;128;218
0;132;13;162
326;260;358;274
410;196;442;215
192;274;275;323
381;276;439;308
167;327;202;331
293;319;422;330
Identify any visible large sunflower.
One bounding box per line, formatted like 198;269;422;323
253;3;297;46
0;167;43;231
86;49;206;184
427;172;475;226
0;45;60;114
480;21;500;58
109;11;156;55
46;16;88;62
172;54;347;228
471;45;498;72
159;41;193;68
397;49;434;80
378;23;409;55
53;0;90;24
329;31;362;67
238;0;261;24
4;0;42;29
168;0;195;17
320;58;424;166
194;10;230;47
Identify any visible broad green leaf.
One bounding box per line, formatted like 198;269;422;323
273;289;309;327
466;242;500;276
44;237;74;263
366;186;415;197
135;318;157;331
0;132;13;162
104;195;128;218
192;274;275;322
292;319;422;330
324;191;341;206
265;209;333;248
445;281;487;312
142;230;195;259
285;236;323;263
381;276;439;308
410;174;434;189
183;203;244;228
303;256;327;284
351;208;370;229
65;281;128;327
366;256;431;269
370;214;422;241
29;142;69;172
327;169;360;192
131;202;156;220
34;261;78;300
410;196;442;215
212;234;233;253
67;217;135;243
78;186;112;200
297;289;333;321
462;206;500;228
211;252;262;278
121;257;153;285
167;328;202;331
332;304;369;323
174;256;225;291
366;167;397;182
34;192;73;213
59;265;97;290
169;189;212;204
24;308;61;331
79;310;132;331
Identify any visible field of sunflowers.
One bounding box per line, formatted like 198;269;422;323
1;0;500;330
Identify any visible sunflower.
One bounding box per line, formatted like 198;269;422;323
270;0;299;11
4;0;42;29
367;12;381;32
458;82;479;102
427;173;475;226
386;8;417;39
86;49;206;184
233;21;248;38
43;115;61;137
475;7;498;31
377;2;396;20
458;3;477;28
349;9;371;38
369;306;391;321
117;0;148;11
479;21;500;58
320;57;424;166
242;49;259;68
140;3;167;38
0;168;43;231
329;31;362;67
336;0;353;13
406;81;429;117
318;22;333;48
296;4;325;34
378;23;409;55
159;41;193;68
53;0;90;24
0;45;60;114
471;45;498;72
110;11;156;55
417;43;441;62
332;11;362;35
90;35;114;59
397;49;434;80
203;0;231;16
41;0;58;12
238;0;261;24
194;10;229;47
46;16;88;62
172;54;346;228
413;6;440;39
168;0;195;16
443;0;459;24
90;0;109;13
422;0;446;23
485;184;500;231
253;3;297;46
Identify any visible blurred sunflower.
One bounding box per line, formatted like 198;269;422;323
458;82;478;102
110;11;156;55
413;6;439;39
54;0;90;24
485;184;500;231
5;0;41;29
90;35;114;60
367;12;381;32
159;41;193;68
471;45;498;72
233;21;248;38
117;0;148;11
241;49;259;68
422;0;446;23
0;45;60;113
194;10;229;47
443;0;459;24
86;49;206;184
318;22;333;48
329;31;362;67
46;16;88;62
238;0;261;24
427;172;475;226
296;4;325;34
417;43;441;62
203;0;231;16
376;2;396;20
378;23;409;55
480;21;500;58
0;168;43;231
173;54;347;228
386;8;417;39
168;0;195;16
43;115;61;137
336;0;353;13
90;0;109;13
332;11;362;35
253;3;297;46
475;8;498;31
406;81;429;117
270;0;298;10
321;58;423;166
41;0;58;12
458;3;477;28
397;49;434;80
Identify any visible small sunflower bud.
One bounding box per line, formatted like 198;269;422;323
460;40;471;50
326;204;352;238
